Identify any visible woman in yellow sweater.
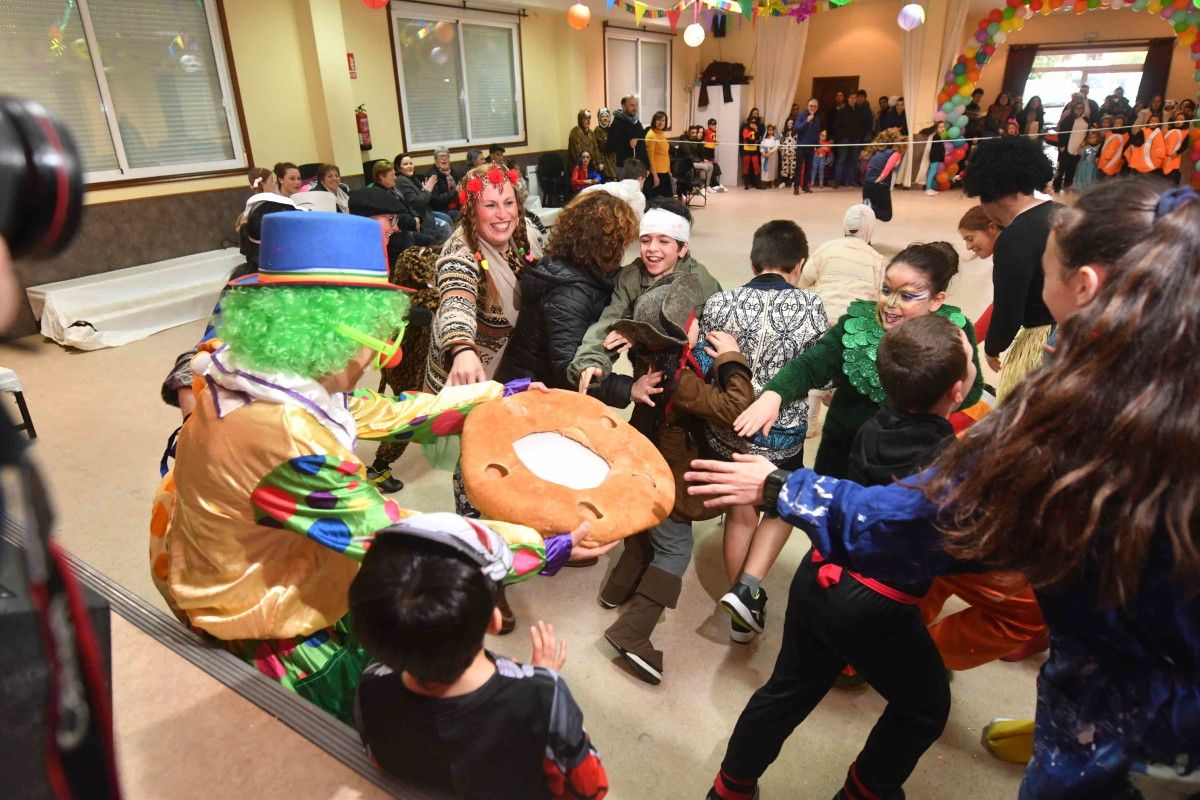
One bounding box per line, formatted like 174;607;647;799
645;111;673;200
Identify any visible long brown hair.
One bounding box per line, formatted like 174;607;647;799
923;197;1200;607
456;165;532;309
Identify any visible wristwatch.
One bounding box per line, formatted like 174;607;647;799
761;469;791;510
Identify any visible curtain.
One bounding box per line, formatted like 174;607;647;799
753;19;810;134
899;10;928;186
938;0;972;90
1138;38;1174;105
906;0;972;186
1000;45;1039;98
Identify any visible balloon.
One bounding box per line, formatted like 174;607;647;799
946;163;960;176
983;43;997;55
683;22;706;47
1013;15;1027;27
994;31;1008;43
988;21;1001;32
434;20;456;42
567;3;591;29
957;115;969;127
361;0;388;7
948;125;961;138
898;3;926;29
431;46;449;64
1002;5;1016;17
935;110;947;121
975;29;989;42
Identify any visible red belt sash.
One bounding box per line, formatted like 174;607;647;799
811;549;921;605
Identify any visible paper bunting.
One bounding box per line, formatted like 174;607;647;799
634;1;647;23
614;0;840;22
667;8;682;28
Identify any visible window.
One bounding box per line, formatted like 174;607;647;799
0;0;245;183
1026;46;1147;123
391;3;525;151
605;30;672;122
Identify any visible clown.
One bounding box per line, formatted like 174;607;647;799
150;211;603;722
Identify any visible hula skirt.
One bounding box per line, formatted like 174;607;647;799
997;325;1052;402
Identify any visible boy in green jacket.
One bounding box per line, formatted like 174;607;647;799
569;199;722;393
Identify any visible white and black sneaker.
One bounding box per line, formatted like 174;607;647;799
730;616;755;644
720;583;767;634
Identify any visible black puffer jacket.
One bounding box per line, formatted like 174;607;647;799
496;256;616;390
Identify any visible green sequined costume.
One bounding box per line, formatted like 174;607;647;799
763;300;984;478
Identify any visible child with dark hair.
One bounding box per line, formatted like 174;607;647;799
707;315;975;800
740;120;762;190
697;220;829;643
352;514;608;800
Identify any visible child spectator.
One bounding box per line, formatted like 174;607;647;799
706;314;976;800
1099;117;1129;178
598;273;756;683
698;220;828;643
704;118;727;191
569;200;721;393
924;122;946;196
740;120;762;190
351;514;608;800
760;124;779;187
570;151;603;193
778;119;798;188
812;131;832;190
1073;130;1101;192
862;130;903;222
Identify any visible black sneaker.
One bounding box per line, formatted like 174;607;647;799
720;583;767;634
366;465;404;494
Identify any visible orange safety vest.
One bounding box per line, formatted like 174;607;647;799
1162;128;1185;175
1125;128;1165;173
1099;132;1128;176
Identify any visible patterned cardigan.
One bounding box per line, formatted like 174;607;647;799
696;273;828;463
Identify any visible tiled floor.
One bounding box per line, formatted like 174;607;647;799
3;185;1032;798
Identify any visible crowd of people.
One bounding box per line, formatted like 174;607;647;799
148;92;1200;800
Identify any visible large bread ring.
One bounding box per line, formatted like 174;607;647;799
461;389;674;546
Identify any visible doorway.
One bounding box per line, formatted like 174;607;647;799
810;76;860;120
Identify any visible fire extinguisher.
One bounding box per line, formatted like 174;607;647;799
356;104;372;151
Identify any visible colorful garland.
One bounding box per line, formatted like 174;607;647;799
610;0;852;26
931;0;1200;191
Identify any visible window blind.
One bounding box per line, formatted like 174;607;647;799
87;0;236;169
606;37;639;111
0;0;119;173
639;40;669;120
396;16;467;147
462;24;518;140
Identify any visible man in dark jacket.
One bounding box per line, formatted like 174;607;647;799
879;97;907;136
606;95;646;171
792;98;822;194
833;92;865;187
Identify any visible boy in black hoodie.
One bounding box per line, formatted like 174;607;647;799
848;314;975;486
707;313;975;800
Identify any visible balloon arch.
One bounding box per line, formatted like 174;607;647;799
929;0;1200;190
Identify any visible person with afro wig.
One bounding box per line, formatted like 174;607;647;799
148;211;608;723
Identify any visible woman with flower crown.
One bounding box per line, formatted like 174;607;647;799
426;164;547;629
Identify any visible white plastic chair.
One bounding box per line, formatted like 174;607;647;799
0;367;36;438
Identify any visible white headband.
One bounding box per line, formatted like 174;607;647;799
252;176;263;188
640;208;690;243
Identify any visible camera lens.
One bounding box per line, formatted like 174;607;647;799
0;97;84;260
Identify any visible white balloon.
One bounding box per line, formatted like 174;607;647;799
431;46;449;65
1021;4;1034;17
897;3;926;30
993;31;1007;44
683;22;706;47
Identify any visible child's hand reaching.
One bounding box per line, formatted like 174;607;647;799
529;621;567;670
631;370;664;407
602;330;633;354
704;331;741;357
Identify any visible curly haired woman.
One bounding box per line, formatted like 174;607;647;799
497;192;639;391
861;129;904;222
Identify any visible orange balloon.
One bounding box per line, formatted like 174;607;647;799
567;2;591;29
434;20;455;42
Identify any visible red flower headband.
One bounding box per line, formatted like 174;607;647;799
458;167;521;206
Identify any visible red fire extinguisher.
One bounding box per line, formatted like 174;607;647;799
356;104;372;151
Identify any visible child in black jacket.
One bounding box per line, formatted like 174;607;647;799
708;314;976;800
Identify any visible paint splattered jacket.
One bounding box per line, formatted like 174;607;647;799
150;345;565;643
775;468;1200;799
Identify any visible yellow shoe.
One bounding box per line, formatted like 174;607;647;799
981;718;1035;764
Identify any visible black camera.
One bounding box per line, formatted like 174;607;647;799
0;97;84;260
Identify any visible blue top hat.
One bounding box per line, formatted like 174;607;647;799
229;211;406;290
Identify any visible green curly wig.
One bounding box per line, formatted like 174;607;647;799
217;286;410;377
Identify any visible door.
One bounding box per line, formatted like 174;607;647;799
810;76;859;121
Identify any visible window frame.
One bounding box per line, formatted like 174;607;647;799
68;0;249;186
603;26;673;122
389;1;527;153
